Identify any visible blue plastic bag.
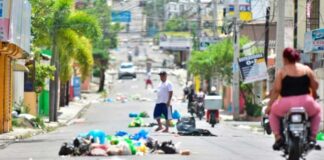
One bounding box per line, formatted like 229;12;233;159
130;129;149;141
129;113;138;118
115;130;129;137
87;130;106;144
172;110;181;119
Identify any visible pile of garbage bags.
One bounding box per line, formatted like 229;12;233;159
59;129;188;157
176;117;216;137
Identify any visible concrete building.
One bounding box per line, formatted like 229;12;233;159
0;0;32;133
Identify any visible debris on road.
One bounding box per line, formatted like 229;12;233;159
176;116;216;136
59;129;188;157
317;132;324;141
129;111;150;118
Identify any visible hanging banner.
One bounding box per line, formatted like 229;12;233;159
304;28;324;53
238;54;268;84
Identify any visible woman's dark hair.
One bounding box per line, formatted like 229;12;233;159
283;47;300;63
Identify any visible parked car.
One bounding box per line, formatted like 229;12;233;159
118;62;136;79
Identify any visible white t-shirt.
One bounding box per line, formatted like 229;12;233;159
156;81;173;104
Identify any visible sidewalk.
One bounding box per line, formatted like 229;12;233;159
0;92;100;149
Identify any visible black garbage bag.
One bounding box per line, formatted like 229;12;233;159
73;137;91;156
160;141;177;154
59;142;75;156
178;129;216;136
176;116;196;132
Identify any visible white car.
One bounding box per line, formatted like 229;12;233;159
118;62;136;79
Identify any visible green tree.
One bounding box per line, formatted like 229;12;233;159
81;0;123;92
30;0;55;48
48;0;101;121
189;36;250;84
165;17;189;32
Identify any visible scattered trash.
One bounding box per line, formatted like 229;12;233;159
115;131;129;137
317;132;324;141
180;149;191;156
18;114;36;120
172;110;181;120
12;111;19;118
105;98;114;103
129;112;150;118
128;117;144;127
178;129;216;136
129;113;138;118
59;129;186;157
139;111;150;118
87;130;106;144
176;117;196;132
176;117;216;136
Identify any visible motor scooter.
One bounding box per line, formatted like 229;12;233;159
204;95;222;127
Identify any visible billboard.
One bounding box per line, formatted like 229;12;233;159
0;0;32;53
0;0;10;40
238;54;268;84
111;11;131;23
227;0;252;21
304;28;324;53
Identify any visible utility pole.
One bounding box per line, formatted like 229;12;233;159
264;6;270;65
197;0;201;50
293;0;298;48
232;0;240;120
49;24;58;122
275;0;285;70
212;0;218;38
153;0;157;35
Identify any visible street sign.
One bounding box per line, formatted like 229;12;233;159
111;11;131;23
304;28;324;53
238;54;268;84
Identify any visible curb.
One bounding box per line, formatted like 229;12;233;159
0;101;93;150
0;129;44;149
65;103;92;126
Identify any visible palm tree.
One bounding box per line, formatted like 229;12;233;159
49;0;101;121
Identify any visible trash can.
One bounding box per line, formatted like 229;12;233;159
73;77;81;98
38;90;49;116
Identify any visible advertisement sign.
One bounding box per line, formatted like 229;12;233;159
227;0;252;21
111;11;131;22
0;0;10;18
238;54;268;84
304;28;324;53
0;0;10;41
0;18;9;40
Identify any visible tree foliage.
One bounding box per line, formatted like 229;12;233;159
29;0;55;47
189;36;250;83
165;17;189;32
52;0;101;82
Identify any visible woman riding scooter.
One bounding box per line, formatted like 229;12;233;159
265;47;322;150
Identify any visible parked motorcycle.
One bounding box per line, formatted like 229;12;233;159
263;107;321;160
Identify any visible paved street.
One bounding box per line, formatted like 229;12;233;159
0;72;323;160
1;1;323;160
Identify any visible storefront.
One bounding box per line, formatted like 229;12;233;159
0;0;31;133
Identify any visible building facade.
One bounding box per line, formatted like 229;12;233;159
0;0;32;133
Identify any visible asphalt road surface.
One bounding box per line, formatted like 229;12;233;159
0;73;323;160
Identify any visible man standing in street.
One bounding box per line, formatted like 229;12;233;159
154;71;173;132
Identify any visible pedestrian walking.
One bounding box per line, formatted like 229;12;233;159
153;71;173;132
145;72;153;89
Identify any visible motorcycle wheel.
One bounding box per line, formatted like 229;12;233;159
198;113;202;120
210;112;216;128
288;137;302;160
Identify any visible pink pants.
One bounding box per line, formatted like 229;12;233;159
269;94;322;138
